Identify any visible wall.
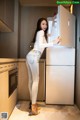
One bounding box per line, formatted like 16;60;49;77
19;6;57;58
73;5;80;109
0;0;19;58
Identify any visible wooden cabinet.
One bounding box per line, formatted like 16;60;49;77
0;63;17;118
5;0;14;31
0;71;9;113
37;60;45;101
0;0;5;21
0;0;14;32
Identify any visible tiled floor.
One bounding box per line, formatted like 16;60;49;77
8;101;80;120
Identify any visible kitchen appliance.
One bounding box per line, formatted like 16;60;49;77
9;68;18;96
46;5;75;105
0;63;18;97
47;5;75;48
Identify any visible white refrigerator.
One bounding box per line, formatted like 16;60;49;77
46;5;75;105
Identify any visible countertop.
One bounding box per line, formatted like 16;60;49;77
0;58;18;64
0;58;45;64
18;58;45;62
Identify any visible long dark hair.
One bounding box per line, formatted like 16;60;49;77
33;18;48;43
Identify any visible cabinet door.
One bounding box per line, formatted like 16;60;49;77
5;0;14;30
46;66;74;104
0;0;14;32
0;0;5;20
0;71;8;112
37;61;45;101
0;70;17;118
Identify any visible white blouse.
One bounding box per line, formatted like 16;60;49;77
33;30;56;54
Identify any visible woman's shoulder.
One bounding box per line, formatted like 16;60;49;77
37;30;44;35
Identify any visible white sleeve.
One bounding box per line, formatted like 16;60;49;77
37;30;56;48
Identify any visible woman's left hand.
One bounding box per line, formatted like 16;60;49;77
47;33;51;37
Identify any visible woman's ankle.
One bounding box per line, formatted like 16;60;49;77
32;104;38;113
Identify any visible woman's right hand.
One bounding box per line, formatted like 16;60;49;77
55;36;61;44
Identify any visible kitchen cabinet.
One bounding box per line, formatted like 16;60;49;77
38;60;45;101
0;71;9;113
0;0;5;20
0;0;14;32
18;59;45;101
5;0;14;31
0;62;18;118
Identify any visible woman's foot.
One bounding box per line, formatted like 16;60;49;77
28;104;39;116
29;102;40;110
35;103;41;110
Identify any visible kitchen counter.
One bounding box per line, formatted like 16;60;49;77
0;58;18;64
18;58;45;62
0;58;45;64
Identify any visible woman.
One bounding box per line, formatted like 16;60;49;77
26;18;61;116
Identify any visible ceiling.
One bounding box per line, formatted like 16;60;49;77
19;0;70;6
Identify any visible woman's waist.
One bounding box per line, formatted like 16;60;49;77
32;49;42;55
28;49;42;56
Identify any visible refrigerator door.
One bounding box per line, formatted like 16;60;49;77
46;47;75;65
47;15;59;43
46;66;74;104
58;5;75;47
47;5;75;48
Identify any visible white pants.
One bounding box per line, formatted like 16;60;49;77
26;50;41;104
